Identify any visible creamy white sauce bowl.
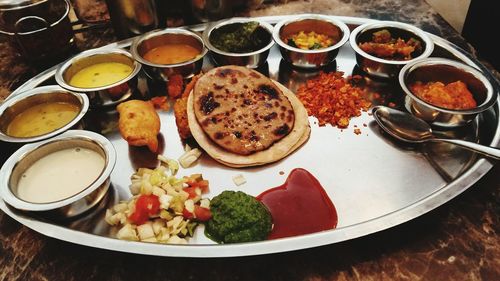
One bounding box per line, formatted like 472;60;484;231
0;130;116;218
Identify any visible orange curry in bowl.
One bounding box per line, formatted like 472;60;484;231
359;29;422;60
410;80;477;110
143;44;200;65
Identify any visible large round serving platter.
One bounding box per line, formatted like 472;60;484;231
1;15;499;257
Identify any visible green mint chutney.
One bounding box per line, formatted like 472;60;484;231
205;190;272;243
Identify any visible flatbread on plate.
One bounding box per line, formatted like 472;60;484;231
188;80;310;167
192;66;295;155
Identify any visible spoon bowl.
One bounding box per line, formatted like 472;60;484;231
372;106;500;160
372;106;433;143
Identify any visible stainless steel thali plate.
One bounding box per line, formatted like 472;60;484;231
1;15;499;257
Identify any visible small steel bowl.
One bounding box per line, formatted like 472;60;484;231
350;21;434;79
55;48;141;107
272;14;350;69
203;17;274;68
399;58;496;127
0;85;89;143
0;130;116;219
130;28;207;82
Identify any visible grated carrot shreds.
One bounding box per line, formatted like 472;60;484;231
296;72;371;128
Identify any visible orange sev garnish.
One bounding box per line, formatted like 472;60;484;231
296;72;371;128
410;80;476;110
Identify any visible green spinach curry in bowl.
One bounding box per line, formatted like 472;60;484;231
203;18;274;68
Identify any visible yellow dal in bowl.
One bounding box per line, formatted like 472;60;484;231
69;62;133;88
7;102;80;138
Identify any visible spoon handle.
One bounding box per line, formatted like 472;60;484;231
432;139;500;160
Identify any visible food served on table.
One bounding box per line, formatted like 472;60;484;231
187;66;310;167
174;96;192;141
167;74;184;99
205;190;272;243
143;43;201;65
232;174;246;186
150;96;170;111
173;74;201;141
209;21;271;53
178;144;203;168
0;86;89;143
17;147;105;203
105;158;211;244
358;29;422;61
257;168;337;239
399;57;495;127
205;168;337;243
69;62;133;88
117;100;160;153
273;16;350;68
56;49;140;107
409;80;477;110
193;67;294;155
285;31;336;50
1;130;115;217
131;29;206;82
296;72;371;128
6;101;79;138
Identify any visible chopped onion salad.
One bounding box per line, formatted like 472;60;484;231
105;156;211;244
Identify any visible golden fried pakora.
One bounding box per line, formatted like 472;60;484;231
173;96;191;140
117;100;160;153
167;74;184;99
172;74;201;141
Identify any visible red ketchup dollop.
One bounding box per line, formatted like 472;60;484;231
256;168;338;240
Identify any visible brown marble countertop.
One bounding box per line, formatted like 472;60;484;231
0;1;499;280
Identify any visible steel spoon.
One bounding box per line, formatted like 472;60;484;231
372;106;500;160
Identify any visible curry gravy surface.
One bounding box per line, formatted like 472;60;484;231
7;102;79;138
143;44;200;64
69;62;132;88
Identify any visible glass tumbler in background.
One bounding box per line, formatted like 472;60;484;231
105;0;158;39
0;0;75;63
189;0;232;23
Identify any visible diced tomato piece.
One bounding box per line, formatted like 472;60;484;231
183;187;199;199
136;194;161;216
128;194;161;224
182;207;194;219
182;205;211;221
196;180;209;193
194;206;212;221
128;209;149;225
186;179;209;193
185;180;196;186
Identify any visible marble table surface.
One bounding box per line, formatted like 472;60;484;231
0;0;498;280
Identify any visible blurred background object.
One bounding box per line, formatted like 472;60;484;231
461;0;498;71
0;0;75;63
71;0;273;38
189;0;231;23
104;0;159;39
72;0;109;23
426;0;471;33
425;0;497;71
188;0;265;23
